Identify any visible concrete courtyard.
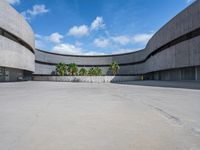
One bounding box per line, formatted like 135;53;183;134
0;81;200;150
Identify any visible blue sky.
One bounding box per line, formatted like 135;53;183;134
7;0;195;55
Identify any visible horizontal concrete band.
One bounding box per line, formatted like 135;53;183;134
36;27;200;67
0;27;34;54
0;36;35;72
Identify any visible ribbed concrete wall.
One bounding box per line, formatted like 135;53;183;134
34;1;200;79
0;1;35;74
144;36;200;74
146;1;200;54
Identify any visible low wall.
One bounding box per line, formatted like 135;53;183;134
33;76;140;83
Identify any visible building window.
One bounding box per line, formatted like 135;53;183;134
0;67;5;82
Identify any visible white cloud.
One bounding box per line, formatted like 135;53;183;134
27;5;49;16
52;43;105;55
67;16;105;38
111;33;153;46
35;40;45;49
52;43;82;55
35;32;64;43
35;32;63;48
21;4;49;20
68;25;89;37
35;34;46;49
35;34;42;39
93;38;110;48
48;32;63;43
84;51;105;55
132;33;153;44
112;36;130;45
6;0;20;5
90;16;105;31
112;48;141;54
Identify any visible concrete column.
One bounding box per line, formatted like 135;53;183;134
195;67;198;81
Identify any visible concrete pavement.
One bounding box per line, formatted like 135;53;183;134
0;81;200;150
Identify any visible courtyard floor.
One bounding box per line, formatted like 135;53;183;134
0;81;200;150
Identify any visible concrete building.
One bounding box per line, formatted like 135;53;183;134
1;0;200;81
0;0;35;81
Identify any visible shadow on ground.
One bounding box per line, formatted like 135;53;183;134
114;80;200;90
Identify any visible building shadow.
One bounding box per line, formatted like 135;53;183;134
113;80;200;90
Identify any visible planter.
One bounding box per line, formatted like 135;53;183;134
33;76;140;83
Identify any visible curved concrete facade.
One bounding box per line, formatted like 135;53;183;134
35;49;145;75
35;1;200;81
0;1;35;81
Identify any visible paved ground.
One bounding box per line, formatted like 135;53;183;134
0;81;200;150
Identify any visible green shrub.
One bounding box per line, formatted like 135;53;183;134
67;63;78;76
56;63;67;76
88;68;95;76
88;67;102;76
79;68;88;76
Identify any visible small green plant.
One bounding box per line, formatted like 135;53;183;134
94;67;102;76
110;61;120;76
79;68;88;76
67;63;78;76
88;67;95;76
88;67;102;76
56;63;67;76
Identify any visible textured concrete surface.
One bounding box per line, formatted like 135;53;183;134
33;76;140;83
0;0;35;48
0;36;35;72
0;81;200;150
0;1;35;73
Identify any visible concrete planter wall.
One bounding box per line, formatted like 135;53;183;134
33;76;140;83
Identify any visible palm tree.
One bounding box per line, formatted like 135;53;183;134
56;63;67;76
67;63;78;76
79;68;88;76
94;67;102;76
88;67;95;76
110;61;120;76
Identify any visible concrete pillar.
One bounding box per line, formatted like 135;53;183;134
195;67;198;81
